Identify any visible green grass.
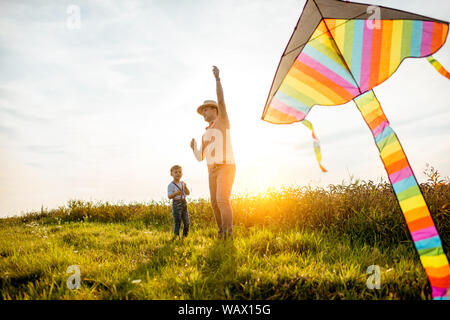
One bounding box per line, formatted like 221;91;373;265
0;178;449;300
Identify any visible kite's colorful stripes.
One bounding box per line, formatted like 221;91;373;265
427;55;450;79
326;19;449;93
264;20;360;125
264;19;448;125
301;119;327;172
355;90;450;300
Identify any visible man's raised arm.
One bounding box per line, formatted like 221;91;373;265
213;66;228;119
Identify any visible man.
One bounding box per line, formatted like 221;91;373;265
190;66;236;239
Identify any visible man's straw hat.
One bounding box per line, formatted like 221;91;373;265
197;100;218;115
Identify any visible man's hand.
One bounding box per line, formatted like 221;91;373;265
212;66;220;80
191;138;203;161
190;138;197;150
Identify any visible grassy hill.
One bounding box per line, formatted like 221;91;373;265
0;176;448;300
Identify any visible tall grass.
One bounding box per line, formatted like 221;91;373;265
9;177;449;247
0;172;449;300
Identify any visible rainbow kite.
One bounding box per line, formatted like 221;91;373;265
262;0;450;299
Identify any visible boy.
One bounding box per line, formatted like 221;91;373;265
168;165;190;238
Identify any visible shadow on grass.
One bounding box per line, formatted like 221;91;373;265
129;236;238;299
181;238;238;299
202;239;237;279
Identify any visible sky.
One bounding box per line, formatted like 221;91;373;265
0;0;449;217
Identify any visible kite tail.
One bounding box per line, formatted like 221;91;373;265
427;56;450;79
354;90;450;300
301;119;327;172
